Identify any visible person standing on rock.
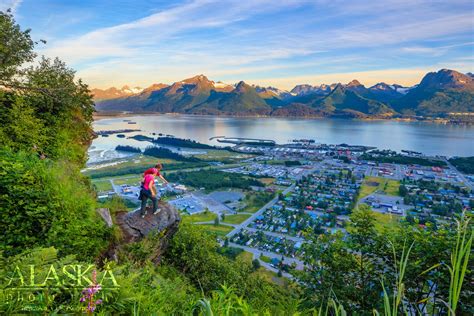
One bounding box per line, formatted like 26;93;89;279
139;164;168;218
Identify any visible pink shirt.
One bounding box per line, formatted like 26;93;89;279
143;174;155;190
144;168;160;177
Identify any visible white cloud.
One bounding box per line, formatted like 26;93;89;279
41;0;308;64
0;0;22;13
401;41;474;57
33;0;474;89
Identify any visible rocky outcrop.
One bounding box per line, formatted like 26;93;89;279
118;202;180;242
96;208;113;227
103;202;180;264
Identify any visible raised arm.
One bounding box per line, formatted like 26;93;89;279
158;174;168;184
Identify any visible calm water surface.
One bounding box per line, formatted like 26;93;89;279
88;114;474;163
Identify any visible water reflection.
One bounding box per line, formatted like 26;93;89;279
90;114;474;161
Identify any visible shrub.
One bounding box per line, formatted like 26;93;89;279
0;149;110;257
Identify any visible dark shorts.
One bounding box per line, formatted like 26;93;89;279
139;188;153;201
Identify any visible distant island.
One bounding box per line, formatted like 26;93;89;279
93;69;474;124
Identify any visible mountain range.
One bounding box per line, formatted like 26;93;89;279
93;69;474;119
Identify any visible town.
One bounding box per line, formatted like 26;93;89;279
86;135;474;276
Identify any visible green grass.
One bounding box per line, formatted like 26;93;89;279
358;176;401;200
242;205;260;213
97;196;139;213
114;176;143;186
383;179;401;196
260;255;271;263
236;251;254;264
181;211;217;223
92;173;138;181
86;155;177;173
240;192;275;213
92;179;113;192
371;209;400;231
253;267;289;287
84;155;207;179
192;149;253;161
199;224;233;236
259;177;275;185
223;214;251;224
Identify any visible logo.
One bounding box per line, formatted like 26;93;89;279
1;263;119;313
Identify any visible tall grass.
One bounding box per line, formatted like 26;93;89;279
191;285;347;316
375;213;472;316
446;214;472;315
374;241;413;316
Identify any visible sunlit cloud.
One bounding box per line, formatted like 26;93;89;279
15;0;474;89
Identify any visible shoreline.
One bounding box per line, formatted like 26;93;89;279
93;111;470;125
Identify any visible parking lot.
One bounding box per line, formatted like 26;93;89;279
359;193;411;215
168;195;205;214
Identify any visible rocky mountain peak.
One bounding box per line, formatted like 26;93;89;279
346;79;363;87
235;81;251;92
182;74;212;84
419;69;474;90
370;82;393;90
142;83;168;93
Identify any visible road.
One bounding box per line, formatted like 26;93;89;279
243;227;305;242
223;184;304;274
228;242;304;270
445;159;473;190
194;221;236;227
110;179;141;202
226;184;295;239
110;179;121;195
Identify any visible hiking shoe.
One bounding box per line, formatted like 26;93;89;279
153;209;161;215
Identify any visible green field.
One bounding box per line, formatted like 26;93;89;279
236;250;254;264
84;154;208;179
199;223;233;236
371;210;400;231
86;155;176;173
182;211;217;223
223;213;251;224
253;267;289;287
192;149;253;161
114;176;143;186
92;179;113;192
358;176;400;199
259;177;275;185
241;192;275;213
233;251;288;286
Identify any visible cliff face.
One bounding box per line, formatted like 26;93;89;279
104;202;181;264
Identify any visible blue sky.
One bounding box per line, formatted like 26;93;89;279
4;0;474;89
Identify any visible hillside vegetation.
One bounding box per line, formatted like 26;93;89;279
449;156;474;174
